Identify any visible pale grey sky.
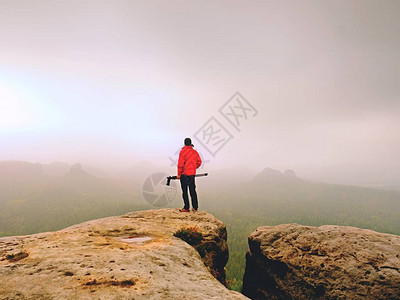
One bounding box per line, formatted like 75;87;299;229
0;0;399;184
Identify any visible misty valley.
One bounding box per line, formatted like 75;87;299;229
1;161;400;292
1;0;399;298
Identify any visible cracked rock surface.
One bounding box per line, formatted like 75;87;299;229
242;223;400;300
0;209;247;300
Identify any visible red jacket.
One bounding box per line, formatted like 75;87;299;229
177;146;202;176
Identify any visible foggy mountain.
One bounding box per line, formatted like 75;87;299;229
0;161;44;185
1;160;400;291
2;160;400;236
42;161;70;177
251;167;303;185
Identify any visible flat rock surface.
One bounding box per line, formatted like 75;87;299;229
242;223;400;300
0;209;247;299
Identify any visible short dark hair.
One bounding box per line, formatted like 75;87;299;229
184;138;192;146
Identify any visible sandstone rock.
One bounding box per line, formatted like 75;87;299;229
0;209;247;299
242;224;400;300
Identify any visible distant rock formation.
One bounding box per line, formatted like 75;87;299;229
283;169;296;178
0;160;43;184
242;224;400;299
42;161;70;177
0;209;247;299
69;162;84;174
64;163;101;186
43;162;107;178
251;167;302;185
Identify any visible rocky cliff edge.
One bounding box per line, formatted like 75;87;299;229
0;209;247;300
242;223;400;300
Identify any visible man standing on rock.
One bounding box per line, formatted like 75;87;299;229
177;138;202;212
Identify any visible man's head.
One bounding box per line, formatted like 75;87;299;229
184;138;193;146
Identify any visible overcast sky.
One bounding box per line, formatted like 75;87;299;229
0;0;399;184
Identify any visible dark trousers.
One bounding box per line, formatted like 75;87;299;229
180;175;198;210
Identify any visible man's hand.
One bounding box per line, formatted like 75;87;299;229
177;175;181;180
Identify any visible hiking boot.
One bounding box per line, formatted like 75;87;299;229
179;208;190;212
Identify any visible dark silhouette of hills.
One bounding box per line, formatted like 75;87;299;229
64;163;97;180
42;161;70;177
43;161;108;178
251;167;303;185
0;161;44;184
61;163;106;191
